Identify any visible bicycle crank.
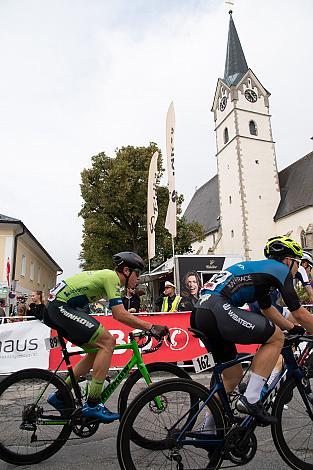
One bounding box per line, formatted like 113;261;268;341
224;427;257;465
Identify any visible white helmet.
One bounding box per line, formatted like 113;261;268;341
301;250;313;267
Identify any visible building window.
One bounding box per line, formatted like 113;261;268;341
249;120;258;136
30;261;34;281
229;195;232;204
301;230;306;248
224;127;229;144
37;267;41;284
231;230;234;238
21;255;26;277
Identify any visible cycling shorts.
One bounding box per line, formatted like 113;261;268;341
191;295;275;363
44;300;104;347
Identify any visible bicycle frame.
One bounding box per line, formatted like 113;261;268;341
173;337;313;450
35;333;161;425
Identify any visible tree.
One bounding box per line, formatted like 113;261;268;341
79;143;204;270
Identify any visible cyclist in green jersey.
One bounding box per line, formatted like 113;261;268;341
44;252;169;423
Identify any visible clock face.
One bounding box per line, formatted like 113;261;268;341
244;89;258;103
219;96;227;112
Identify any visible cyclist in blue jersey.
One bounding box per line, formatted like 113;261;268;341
191;236;313;425
44;252;169;423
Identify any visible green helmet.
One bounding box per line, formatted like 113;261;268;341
264;236;302;260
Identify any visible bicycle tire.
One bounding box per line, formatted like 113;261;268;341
0;368;75;465
118;361;191;415
271;376;313;470
117;378;226;470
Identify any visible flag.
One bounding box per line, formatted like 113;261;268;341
147;151;159;260
165;101;177;238
6;258;10;286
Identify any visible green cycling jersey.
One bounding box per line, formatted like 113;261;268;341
51;269;122;308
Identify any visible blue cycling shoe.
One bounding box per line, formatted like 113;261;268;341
47;392;66;414
82;403;120;423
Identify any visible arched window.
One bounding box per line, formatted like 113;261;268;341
249;120;258;136
224;127;229;144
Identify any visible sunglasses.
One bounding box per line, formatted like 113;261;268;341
132;269;141;277
288;258;300;266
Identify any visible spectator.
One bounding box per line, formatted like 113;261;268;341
156;281;182;313
10;303;27;322
122;287;141;313
180;272;202;311
295;251;313;303
0;300;5;316
27;290;46;321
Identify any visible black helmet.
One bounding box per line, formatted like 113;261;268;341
113;252;145;272
264;236;302;260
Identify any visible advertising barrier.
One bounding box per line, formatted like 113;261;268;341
0;320;51;373
0;312;259;373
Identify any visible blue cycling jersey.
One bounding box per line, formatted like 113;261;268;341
200;259;300;312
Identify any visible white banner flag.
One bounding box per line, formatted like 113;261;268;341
165;102;177;238
147;151;159;260
0;320;51;373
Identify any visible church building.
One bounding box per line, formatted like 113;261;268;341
184;11;313;260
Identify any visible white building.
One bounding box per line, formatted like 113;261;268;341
184;12;313;260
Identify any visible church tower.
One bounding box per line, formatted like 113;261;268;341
212;11;281;260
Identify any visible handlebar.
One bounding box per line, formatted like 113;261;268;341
128;330;169;354
283;331;313;347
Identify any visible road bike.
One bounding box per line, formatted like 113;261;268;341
0;330;190;465
117;329;313;470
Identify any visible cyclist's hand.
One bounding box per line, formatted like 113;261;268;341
288;325;305;336
150;324;170;339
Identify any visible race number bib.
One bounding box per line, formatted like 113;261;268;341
202;271;232;292
49;281;67;301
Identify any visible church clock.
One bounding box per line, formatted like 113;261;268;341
244;89;258;103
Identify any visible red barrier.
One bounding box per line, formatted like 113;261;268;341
48;312;258;370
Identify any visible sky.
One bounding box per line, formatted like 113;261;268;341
0;0;312;279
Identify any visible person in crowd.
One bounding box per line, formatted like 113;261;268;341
27;290;46;321
180;271;202;311
44;251;169;423
295;251;313;302
155;281;182;312
122;287;141;313
192;236;313;426
0;300;5;317
10;303;27;322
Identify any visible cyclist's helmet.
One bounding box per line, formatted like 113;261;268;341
264;236;302;260
113;252;145;272
301;250;313;267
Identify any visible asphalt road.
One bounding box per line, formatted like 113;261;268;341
0;371;300;470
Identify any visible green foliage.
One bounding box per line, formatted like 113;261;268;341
79;143;205;270
295;285;311;304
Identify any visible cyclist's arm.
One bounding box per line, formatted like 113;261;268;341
111;304;152;331
289;305;313;332
261;305;294;331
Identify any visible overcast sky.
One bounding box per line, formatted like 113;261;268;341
1;0;312;279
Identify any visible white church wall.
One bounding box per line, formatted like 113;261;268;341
275;208;313;244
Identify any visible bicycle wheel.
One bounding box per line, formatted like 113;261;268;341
118;361;191;415
272;376;313;470
0;368;75;465
117;378;226;470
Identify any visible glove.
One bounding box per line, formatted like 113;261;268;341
150;324;170;339
288;325;305;336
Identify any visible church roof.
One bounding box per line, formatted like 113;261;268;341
184;152;313;233
274;151;313;220
223;12;248;87
183;175;220;235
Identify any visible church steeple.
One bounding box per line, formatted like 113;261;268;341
224;11;248;86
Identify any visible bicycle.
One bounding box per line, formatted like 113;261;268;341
117;329;313;470
0;330;191;465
